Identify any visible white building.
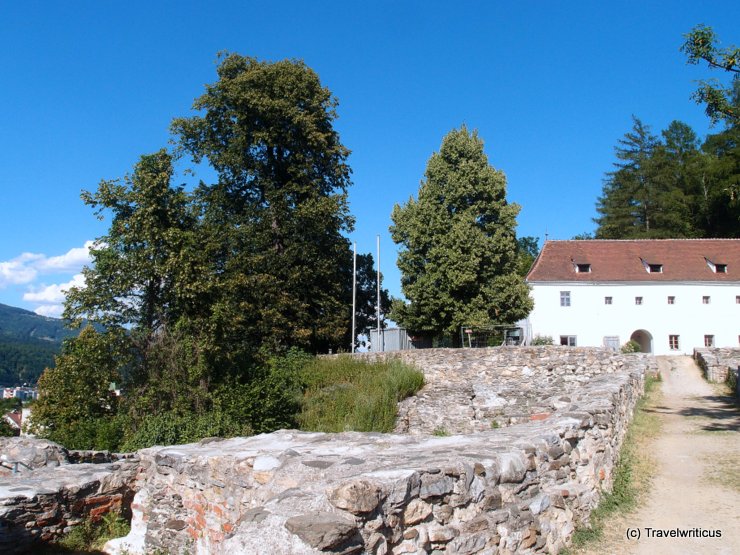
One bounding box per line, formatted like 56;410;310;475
525;239;740;355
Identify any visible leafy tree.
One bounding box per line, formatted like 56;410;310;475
390;126;532;343
65;149;194;332
681;24;739;127
571;232;595;240
701;123;740;236
515;236;540;277
29;327;122;449
348;252;391;349
172;53;354;354
62;150;216;417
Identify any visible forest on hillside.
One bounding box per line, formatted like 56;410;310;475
0;303;76;386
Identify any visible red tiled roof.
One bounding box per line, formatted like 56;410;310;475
4;411;21;429
527;239;740;282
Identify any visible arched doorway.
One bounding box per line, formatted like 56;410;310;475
630;329;653;353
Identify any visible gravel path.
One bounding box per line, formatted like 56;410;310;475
585;355;740;555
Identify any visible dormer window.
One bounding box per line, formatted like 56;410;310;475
640;258;663;273
705;258;727;273
576;263;591;273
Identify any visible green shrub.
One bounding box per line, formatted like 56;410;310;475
46;415;126;451
621;339;641;353
727;367;738;394
531;335;554;346
212;348;309;434
0;418;17;437
120;410;251;452
297;356;424;433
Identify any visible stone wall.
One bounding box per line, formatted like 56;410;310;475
352;347;656;434
105;347;650;555
694;347;740;383
0;438;138;554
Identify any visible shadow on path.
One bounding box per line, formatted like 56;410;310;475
678;394;740;432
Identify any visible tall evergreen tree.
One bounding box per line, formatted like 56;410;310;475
172;53;354;354
595;118;703;238
390;126;532;343
595;117;661;238
595;114;739;239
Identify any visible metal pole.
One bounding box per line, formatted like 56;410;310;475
351;242;356;353
377;235;381;352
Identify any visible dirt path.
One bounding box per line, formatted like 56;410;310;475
584;355;740;555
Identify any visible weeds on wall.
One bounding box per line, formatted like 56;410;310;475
51;511;130;553
298;356;424;433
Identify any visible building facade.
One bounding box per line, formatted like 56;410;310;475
525;239;740;355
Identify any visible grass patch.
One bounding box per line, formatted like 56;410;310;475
297;356;424;433
563;375;662;553
38;511;131;553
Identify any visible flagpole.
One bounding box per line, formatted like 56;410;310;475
351;241;356;353
377;235;381;352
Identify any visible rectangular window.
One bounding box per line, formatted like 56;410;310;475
667;296;675;304
669;335;680;350
635;296;643;305
560;335;577;347
716;264;727;273
576;263;591;273
604;296;612;305
703;296;710;304
560;291;571;307
736;295;740;304
704;335;714;347
603;336;620;351
648;263;663;273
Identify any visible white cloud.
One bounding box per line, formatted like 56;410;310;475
36;241;95;273
34;304;65;318
0;258;40;286
0;242;93;289
23;273;86;303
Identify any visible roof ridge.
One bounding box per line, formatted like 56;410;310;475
547;238;740;242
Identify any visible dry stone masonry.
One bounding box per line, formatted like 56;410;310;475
694;347;740;383
104;347;652;555
0;438;138;553
354;348;656;434
0;347;656;554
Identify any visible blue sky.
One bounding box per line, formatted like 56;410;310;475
1;1;738;316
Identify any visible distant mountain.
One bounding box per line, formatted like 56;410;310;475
0;303;78;387
0;303;77;343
